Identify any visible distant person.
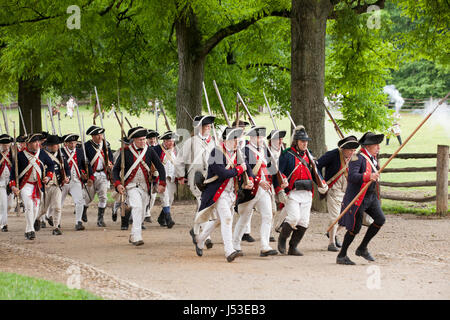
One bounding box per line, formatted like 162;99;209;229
65;97;76;119
386;113;402;146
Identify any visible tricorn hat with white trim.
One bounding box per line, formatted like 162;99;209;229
160;130;176;140
63;134;79;143
193;115;215;127
222;127;244;141
246;126;266;137
267;129;287;140
86;125;105;136
0;134;13;144
338;135;359;149
127;126;148;140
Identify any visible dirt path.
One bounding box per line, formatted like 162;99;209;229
1;199;449;300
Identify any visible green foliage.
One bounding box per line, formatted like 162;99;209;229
0;272;101;300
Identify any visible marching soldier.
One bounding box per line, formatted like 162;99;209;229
336;132;386;265
191;127;254;262
153;131;177;229
83;125;114;227
317;135;359;252
114;127;166;246
233;126;286;257
10;133;55;240
267;129;286;241
143;129;160;224
112;136;130;228
0;134;13;232
61;134;94;231
177;115;216;248
273;126;328;256
35;135;70;235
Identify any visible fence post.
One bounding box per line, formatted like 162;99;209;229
436;145;449;215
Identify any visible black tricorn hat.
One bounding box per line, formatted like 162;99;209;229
222;127;244;141
160;130;177;140
146;130;159;139
267;129;287;140
63;134;79;143
127;126;148;140
194;115;215;127
86;125;105;136
0;134;13;144
16;135;27;143
231;120;249;128
359;132;384;146
44;134;62;146
338;135;360;149
40;131;49;140
26;133;43;143
246;126;266;137
292;126;311;141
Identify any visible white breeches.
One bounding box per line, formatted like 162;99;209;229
20;184;41;233
127;187;149;242
62;180;85;224
159;180;176;208
284;190;313;229
83;172;108;208
38;185;62;228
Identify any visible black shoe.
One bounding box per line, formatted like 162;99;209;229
24;232;30;240
133;240;144;246
29;231;36;240
75;222;85;231
242;233;255;242
121;225;128;230
82;206;88;222
40;221;46;228
260;249;278;257
112;209;117;222
141;224;146;230
355;248;375;262
288;247;303;256
121;208;131;230
46;216;54;227
34;219;40;232
189;228;197;245
269;236;276;242
1;225;7;232
205;239;213;249
157;210;167;227
236;250;244;257
336;255;356;265
328;243;339;252
144;217;151;223
97;207;106;227
52;228;62;236
287;225;307;256
226;251;241;263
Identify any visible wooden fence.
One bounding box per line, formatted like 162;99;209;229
379;145;449;214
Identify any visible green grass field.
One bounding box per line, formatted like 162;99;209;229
0;272;101;300
1;105;448;214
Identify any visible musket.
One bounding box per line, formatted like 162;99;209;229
44;109;49;133
237;92;284;186
213;80;249;185
30;109;33;134
75;104;92;202
323;104;344;139
154;102;158;132
159;104;171;131
17;106;27;137
263;91;285;151
12;121;20;216
57;107;63;136
47;99;67;187
94;86;113;182
286;111;326;189
202;81;218;145
119;111;126;217
124;116;133;129
1;104;9;135
327;91;450;233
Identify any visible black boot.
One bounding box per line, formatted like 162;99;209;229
82;206;88;222
97;207;106;227
277;222;293;254
34;219;40;232
288;226;307;256
157;210;167;227
121;208;131;230
165;210;175;229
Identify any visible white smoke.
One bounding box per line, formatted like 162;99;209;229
383;85;404;114
422;98;450;137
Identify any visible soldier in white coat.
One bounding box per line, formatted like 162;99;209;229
143;130;160;224
0;134;13;232
176;115;216;249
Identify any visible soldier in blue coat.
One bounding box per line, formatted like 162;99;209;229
317;135;359;252
336;132;386;265
191;127;255;263
10;133;55;240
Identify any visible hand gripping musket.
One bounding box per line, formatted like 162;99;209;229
75;104;92;202
323;104;344;139
202;82;219;145
326;91;450;233
263;91;285;151
94;86;113;182
12;121;20;216
47;99;67;187
213;80;249;186
237;92;284;186
286;111;326;189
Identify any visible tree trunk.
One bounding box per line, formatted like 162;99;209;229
18;77;42;135
291;0;333;212
175;8;205;136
